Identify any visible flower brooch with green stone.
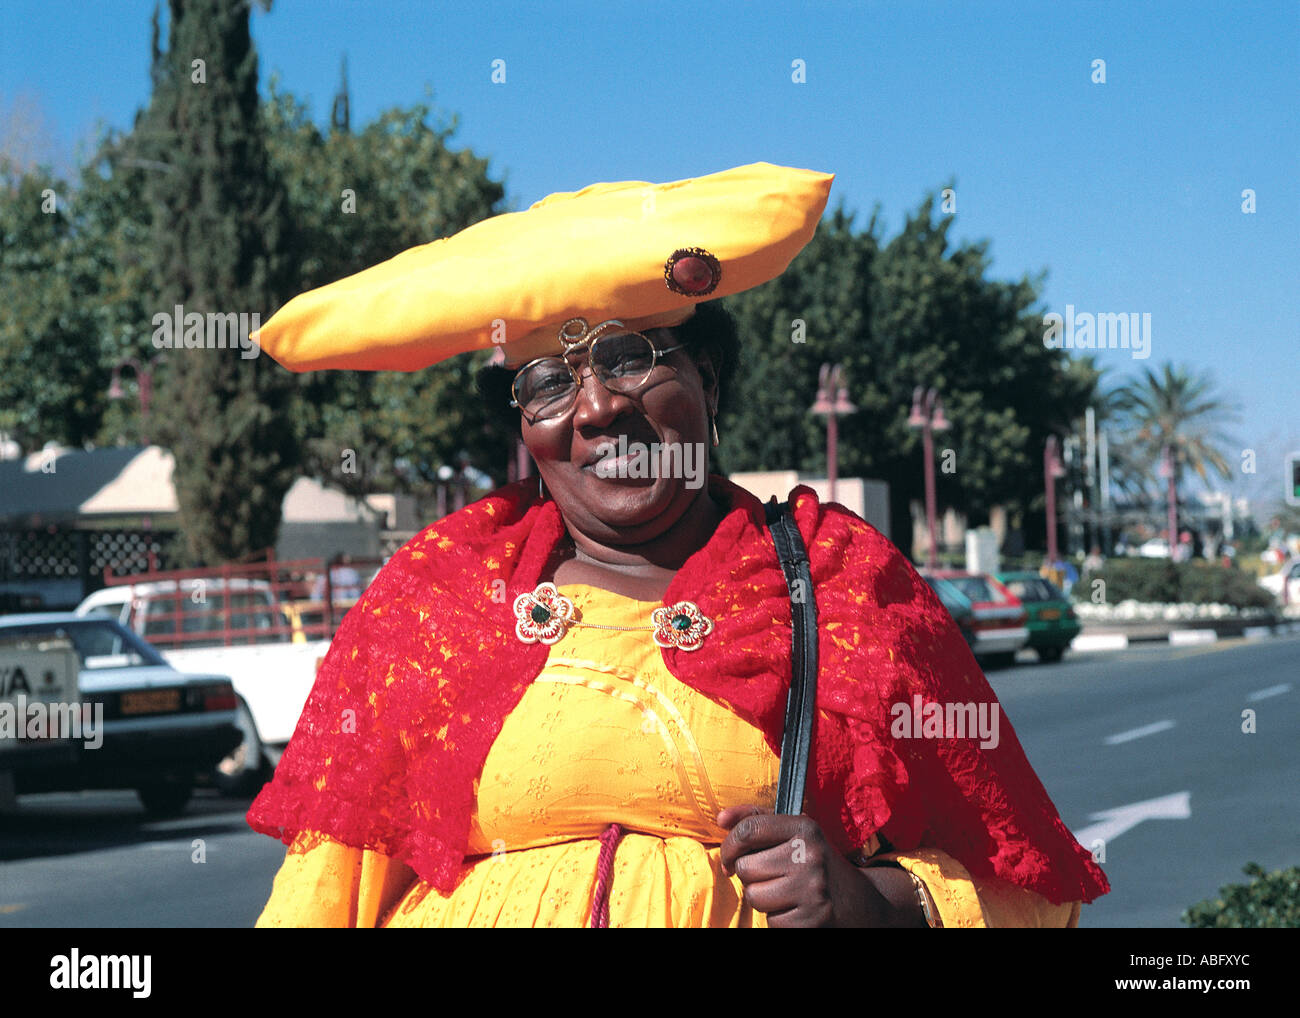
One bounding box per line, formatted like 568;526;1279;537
512;583;714;651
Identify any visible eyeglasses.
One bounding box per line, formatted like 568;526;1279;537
510;318;683;422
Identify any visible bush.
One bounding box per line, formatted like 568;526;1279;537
1182;862;1300;928
1077;559;1275;609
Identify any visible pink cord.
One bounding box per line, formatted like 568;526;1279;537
588;823;625;928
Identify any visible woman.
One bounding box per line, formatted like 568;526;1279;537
248;163;1109;926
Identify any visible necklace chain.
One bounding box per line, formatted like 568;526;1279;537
564;618;654;632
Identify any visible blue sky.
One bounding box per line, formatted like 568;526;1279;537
3;0;1297;508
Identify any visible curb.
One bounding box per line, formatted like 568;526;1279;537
1169;629;1216;646
1071;620;1300;652
1072;633;1130;651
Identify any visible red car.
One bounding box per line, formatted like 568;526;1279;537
921;570;1029;667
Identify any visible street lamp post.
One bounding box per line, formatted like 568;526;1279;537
1044;436;1066;565
907;387;950;569
810;363;856;504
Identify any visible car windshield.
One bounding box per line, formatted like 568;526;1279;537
924;577;972;616
0;620;167;670
1005;578;1062;602
944;576;1005;603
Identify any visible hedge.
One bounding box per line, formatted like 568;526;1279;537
1182;862;1300;928
1075;559;1275;609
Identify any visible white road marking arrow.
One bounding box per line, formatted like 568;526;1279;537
1071;791;1191;847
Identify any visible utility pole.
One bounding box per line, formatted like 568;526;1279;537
1098;430;1112;555
1085;407;1098;553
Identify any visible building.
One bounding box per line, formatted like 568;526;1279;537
0;445;405;610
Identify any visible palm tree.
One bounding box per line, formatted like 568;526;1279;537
1107;364;1239;558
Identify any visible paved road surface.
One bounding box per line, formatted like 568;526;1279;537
986;634;1299;927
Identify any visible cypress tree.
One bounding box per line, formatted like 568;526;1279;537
330;55;350;135
135;0;298;564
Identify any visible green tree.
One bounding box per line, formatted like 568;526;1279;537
78;131;158;447
1;10;507;535
717;206;872;478
133;0;300;564
263;79;507;511
721;194;1100;550
0;130;171;453
0;163;107;449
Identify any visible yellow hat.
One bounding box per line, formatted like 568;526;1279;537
251;161;833;372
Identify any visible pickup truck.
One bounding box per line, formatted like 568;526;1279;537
74;577;334;793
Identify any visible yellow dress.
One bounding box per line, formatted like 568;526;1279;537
257;585;1081;928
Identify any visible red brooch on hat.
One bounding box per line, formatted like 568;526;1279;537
664;247;722;296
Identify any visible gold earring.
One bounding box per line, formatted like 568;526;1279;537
710;413;720;448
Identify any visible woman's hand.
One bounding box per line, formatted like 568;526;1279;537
717;804;923;928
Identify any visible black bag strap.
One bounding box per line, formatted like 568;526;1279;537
764;497;818;816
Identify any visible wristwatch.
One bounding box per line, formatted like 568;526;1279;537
851;851;943;928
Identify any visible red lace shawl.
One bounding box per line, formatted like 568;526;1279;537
247;477;1110;905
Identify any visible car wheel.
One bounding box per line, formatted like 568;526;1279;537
214;699;268;796
1036;646;1065;663
980;652;1017;669
137;780;193;818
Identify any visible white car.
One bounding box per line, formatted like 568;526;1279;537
0;613;241;815
75;579;331;792
1;631;82;786
1259;558;1300;605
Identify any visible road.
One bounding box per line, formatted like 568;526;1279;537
0;789;284;927
985;633;1299;927
2;634;1296;927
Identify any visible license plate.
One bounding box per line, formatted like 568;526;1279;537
120;689;181;715
1039;609;1061;620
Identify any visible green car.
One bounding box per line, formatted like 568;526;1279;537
994;572;1081;663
